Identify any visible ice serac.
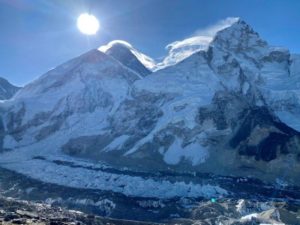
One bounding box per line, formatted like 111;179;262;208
0;77;20;100
0;18;300;195
99;40;155;76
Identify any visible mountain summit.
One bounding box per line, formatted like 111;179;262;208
99;40;156;76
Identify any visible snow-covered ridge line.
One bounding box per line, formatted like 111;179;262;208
98;17;242;71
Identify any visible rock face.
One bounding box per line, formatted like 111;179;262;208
0;77;20;100
0;18;300;196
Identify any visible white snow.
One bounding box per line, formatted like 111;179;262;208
163;139;209;166
125;51;221;156
105;135;130;151
0;49;142;154
241;213;258;221
236;199;247;215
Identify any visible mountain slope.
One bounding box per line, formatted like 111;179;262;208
0;49;140;151
0;18;300;197
0;48;227;199
0;77;20;100
63;19;300;184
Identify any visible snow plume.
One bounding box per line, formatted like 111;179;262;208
157;17;240;69
99;40;133;52
193;17;240;37
156;36;212;69
99;18;239;71
99;40;157;71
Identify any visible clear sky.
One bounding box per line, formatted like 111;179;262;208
1;0;300;86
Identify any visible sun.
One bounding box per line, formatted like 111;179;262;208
77;13;100;35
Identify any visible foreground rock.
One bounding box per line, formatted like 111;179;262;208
0;195;159;225
0;195;299;225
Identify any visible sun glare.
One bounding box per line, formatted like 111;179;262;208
77;13;100;35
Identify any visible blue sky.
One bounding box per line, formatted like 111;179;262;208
1;0;300;86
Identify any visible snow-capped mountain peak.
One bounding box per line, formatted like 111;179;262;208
1;18;300;201
155;17;240;70
14;49;140;100
6;48;141;129
211;18;268;54
99;40;156;76
210;19;269;62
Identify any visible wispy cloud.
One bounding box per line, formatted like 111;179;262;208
98;18;239;72
193;17;240;36
157;17;239;69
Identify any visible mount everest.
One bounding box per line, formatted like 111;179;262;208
0;17;300;202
